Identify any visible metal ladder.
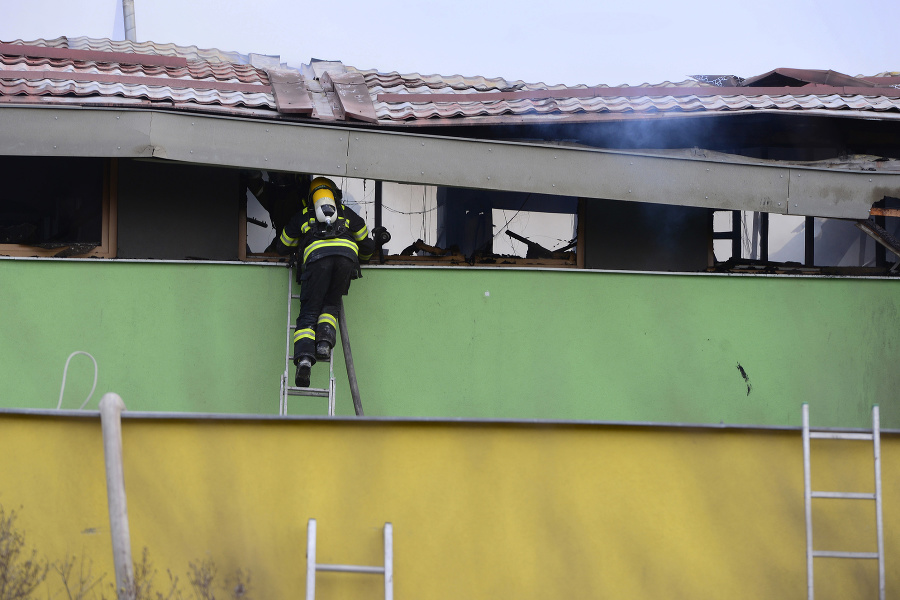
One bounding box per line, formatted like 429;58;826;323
306;518;393;600
802;403;885;600
279;264;336;416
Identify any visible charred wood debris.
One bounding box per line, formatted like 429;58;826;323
398;231;576;266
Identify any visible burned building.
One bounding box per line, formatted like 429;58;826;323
0;37;898;599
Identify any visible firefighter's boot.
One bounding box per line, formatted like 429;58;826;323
295;357;312;387
316;342;332;360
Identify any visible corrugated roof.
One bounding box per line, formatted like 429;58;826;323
4;36;253;65
2;36;900;126
369;92;900;122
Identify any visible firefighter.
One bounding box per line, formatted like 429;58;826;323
244;171;310;253
275;176;376;387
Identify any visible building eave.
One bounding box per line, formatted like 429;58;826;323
1;104;897;219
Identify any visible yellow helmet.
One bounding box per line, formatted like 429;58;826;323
309;177;337;200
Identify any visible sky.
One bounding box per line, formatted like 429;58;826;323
2;0;898;87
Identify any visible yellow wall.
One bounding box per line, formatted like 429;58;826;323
0;413;896;599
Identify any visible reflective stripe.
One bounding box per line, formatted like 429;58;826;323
353;225;369;241
317;313;337;329
300;220;312;234
293;328;315;343
359;252;372;261
303;238;358;263
280;230;298;247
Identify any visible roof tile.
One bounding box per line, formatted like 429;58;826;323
1;36;899;125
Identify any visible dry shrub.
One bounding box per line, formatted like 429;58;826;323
0;506;48;600
113;550;251;600
54;554;106;600
0;505;250;600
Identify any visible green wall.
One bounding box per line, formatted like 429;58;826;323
1;259;898;428
0;260;286;415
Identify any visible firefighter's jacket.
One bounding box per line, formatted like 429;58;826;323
275;202;374;268
245;174;307;235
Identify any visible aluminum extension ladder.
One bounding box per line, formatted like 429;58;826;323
306;518;393;600
279;264;336;416
802;403;885;600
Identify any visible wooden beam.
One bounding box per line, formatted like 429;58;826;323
870;207;900;218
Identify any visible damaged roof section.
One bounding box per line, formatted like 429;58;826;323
2;36;900;128
739;67;898;88
0;39;379;123
267;61;377;122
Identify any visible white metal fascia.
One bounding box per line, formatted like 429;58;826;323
1;104;898;219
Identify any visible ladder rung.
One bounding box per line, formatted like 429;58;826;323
812;550;879;559
287;387;330;397
811;491;876;500
809;431;873;441
315;564;385;574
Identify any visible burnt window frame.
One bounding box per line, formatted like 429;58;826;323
0;157;117;259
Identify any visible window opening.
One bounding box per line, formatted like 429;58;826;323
0;156;115;258
241;174;580;267
710;207;898;274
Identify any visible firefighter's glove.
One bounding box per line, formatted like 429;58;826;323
372;226;391;247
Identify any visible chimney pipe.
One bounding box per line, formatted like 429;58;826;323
122;0;137;42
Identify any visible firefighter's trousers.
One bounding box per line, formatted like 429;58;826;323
292;255;355;364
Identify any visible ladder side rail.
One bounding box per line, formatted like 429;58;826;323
339;299;365;416
803;403;814;600
384;522;393;600
307;518;317;600
873;405;885;600
327;351;336;416
282;264;296;415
